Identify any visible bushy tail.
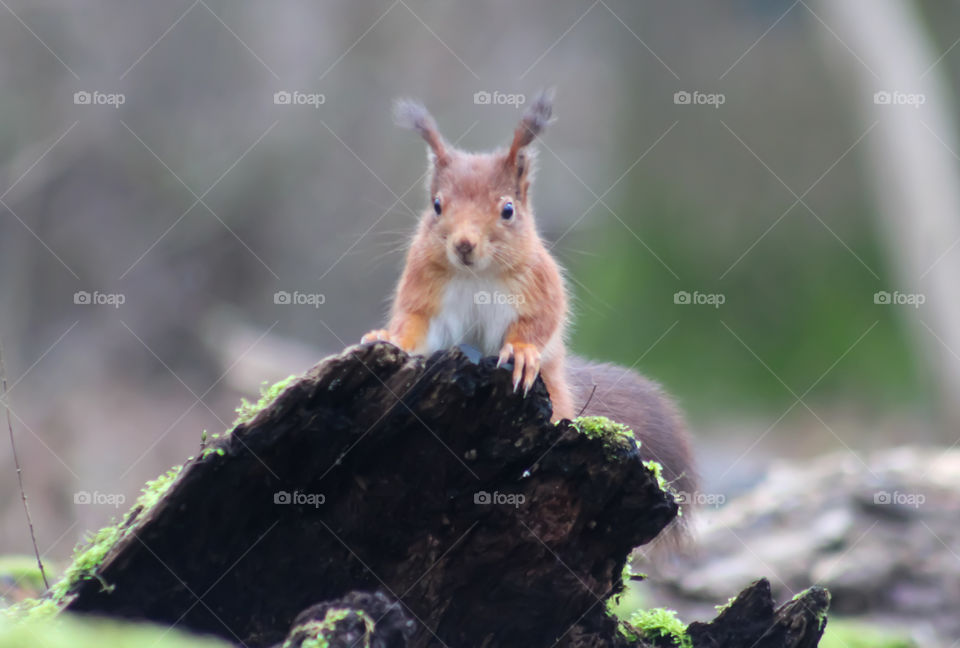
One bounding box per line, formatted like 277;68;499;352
566;355;699;556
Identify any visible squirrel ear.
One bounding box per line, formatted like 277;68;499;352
394;98;449;166
505;89;554;168
515;148;538;203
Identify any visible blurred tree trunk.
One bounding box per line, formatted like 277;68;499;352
815;0;960;435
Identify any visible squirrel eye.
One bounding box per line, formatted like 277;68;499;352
433;197;442;216
501;201;514;220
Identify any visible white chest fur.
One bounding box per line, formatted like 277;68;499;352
422;276;518;356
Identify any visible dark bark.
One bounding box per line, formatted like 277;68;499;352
275;590;415;648
687;579;830;648
58;343;829;648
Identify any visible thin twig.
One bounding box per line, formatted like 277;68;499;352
0;338;49;590
576;384;597;418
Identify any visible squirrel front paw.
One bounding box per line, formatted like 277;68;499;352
497;342;541;396
361;329;395;345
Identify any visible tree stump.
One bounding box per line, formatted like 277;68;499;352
51;343;828;647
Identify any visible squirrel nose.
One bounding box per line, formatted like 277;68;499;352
455;239;475;262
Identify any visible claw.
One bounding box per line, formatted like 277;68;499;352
498;342;541;396
522;371;536;396
497;342;513;369
512;354;524;393
521;346;540;396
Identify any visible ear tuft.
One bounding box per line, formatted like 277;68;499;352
393;98;448;164
393;99;431;132
520;89;554;143
506;89;555;166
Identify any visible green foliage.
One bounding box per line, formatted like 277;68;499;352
568;182;931;422
0;596;59;623
0;555;46;593
819;619;916;648
606;580;647;633
628;608;692;648
0;613;232;647
233;375;298;427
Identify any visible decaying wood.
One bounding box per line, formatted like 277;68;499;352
56;343;828;647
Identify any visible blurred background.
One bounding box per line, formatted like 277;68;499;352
2;0;959;645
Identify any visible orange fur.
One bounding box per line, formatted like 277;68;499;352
362;93;573;421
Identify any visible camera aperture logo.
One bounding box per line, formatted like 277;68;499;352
274;90;325;108
474;490;525;508
674;490;725;508
873;490;925;508
74;90;125;108
74;490;126;508
473;91;526;108
874;290;924;308
274;490;325;508
674;90;725;108
674;290;725;308
474;290;525;306
74;290;125;308
274;290;325;308
874;91;925;108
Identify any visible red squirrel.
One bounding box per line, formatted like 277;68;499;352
362;93;698;518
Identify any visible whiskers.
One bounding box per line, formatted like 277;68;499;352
367;229;415;268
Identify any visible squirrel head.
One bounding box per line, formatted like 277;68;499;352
394;91;554;274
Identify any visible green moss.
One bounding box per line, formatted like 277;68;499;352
628;608;692;648
0;596;59;623
570;416;639;460
642;459;669;493
48;523;121;604
714;593;739;613
137;466;182;512
617;620;638;642
819;619;915;648
201;446;226;459
571;415;635;441
0;613;232;647
44;463;185;607
283;607;375;648
233;375;298;427
790;587;832;634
